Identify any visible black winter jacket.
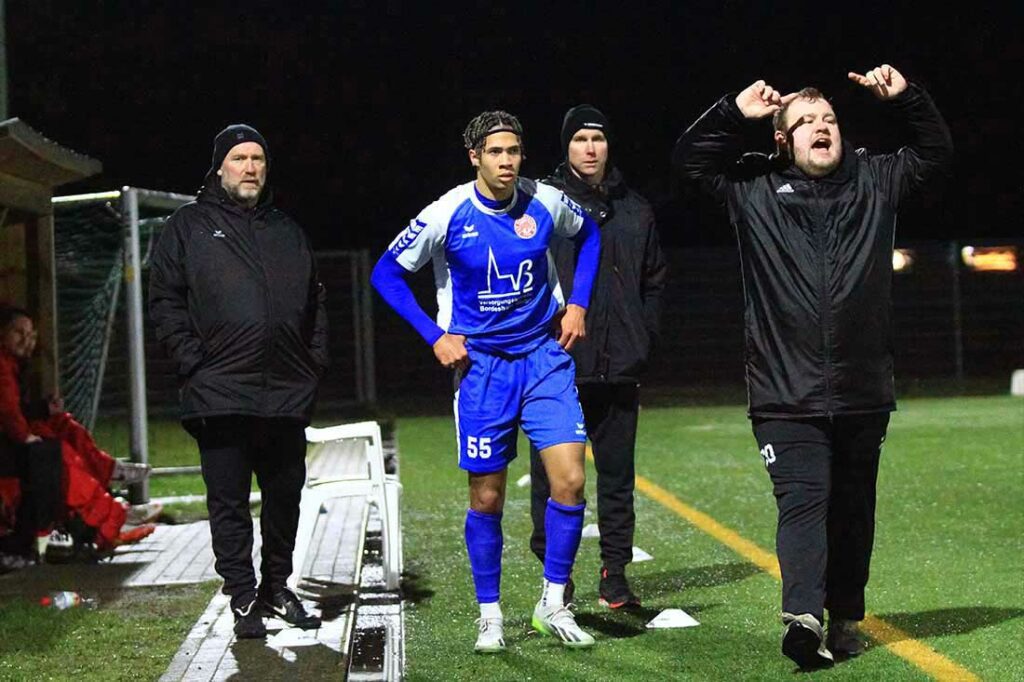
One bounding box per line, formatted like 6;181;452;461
149;172;328;423
545;163;667;383
674;83;953;417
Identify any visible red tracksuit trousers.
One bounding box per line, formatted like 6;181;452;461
30;415;125;546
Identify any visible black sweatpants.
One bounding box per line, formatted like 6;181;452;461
0;439;63;556
752;412;889;623
188;416;307;608
530;382;639;573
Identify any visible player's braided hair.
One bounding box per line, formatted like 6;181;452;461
463;110;523;152
773;87;829;132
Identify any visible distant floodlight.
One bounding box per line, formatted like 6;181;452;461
892;249;915;273
961;246;1018;272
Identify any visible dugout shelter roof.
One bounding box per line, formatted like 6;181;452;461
0;117;101;213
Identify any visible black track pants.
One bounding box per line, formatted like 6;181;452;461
530;382;639;574
189;416;307;607
752;412;889;622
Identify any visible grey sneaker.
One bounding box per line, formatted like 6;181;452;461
112;460;151;485
781;612;834;669
474;617;505;653
125;501;163;526
827;617;866;658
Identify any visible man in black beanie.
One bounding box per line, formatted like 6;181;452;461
209;124;270;208
149;124;329;639
530;105;667;609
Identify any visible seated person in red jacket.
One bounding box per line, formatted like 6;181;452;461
0;306;156;549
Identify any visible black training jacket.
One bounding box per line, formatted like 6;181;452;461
673;83;953;417
544;163;667;383
149;172;328;423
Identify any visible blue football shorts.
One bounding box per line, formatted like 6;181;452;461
453;337;587;473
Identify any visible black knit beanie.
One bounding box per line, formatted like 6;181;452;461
210;124;270;172
560;104;611;154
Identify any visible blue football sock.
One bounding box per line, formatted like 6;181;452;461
543;498;585;584
465;508;503;603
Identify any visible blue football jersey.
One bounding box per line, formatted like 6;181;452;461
388;178;586;355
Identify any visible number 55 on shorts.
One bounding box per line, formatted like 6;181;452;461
466;436;492;459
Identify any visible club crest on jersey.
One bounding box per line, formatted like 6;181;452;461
514;214;537;239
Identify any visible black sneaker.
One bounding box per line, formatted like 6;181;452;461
259;587;321;629
233;598;267;639
781;613;834;669
827;617;866;658
598;567;640;609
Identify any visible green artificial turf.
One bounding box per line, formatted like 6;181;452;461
397;396;1024;681
1;396;1018;680
0;582;217;681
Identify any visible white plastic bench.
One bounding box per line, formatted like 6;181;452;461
289;421;403;591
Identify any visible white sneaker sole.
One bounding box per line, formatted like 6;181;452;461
531;613;595;648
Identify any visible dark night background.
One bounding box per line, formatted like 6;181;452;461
9;1;1022;251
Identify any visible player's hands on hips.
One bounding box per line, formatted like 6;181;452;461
735;80;797;119
557;304;586;351
433;333;470;372
848;64;907;100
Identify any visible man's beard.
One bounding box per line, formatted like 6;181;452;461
224;182;260;207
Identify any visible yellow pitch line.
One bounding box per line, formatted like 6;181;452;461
584;449;979;681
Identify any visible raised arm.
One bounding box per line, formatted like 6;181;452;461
673;80;792;199
850;64;954;204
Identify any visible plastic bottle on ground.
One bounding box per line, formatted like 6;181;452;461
40;591;97;610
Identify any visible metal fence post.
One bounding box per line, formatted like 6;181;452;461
123;187;149;503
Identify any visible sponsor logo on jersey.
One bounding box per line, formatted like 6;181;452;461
212;230;227;239
514;214;537;239
776;183;795;194
477;248;535;312
462;224;478;238
389;219;427;257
